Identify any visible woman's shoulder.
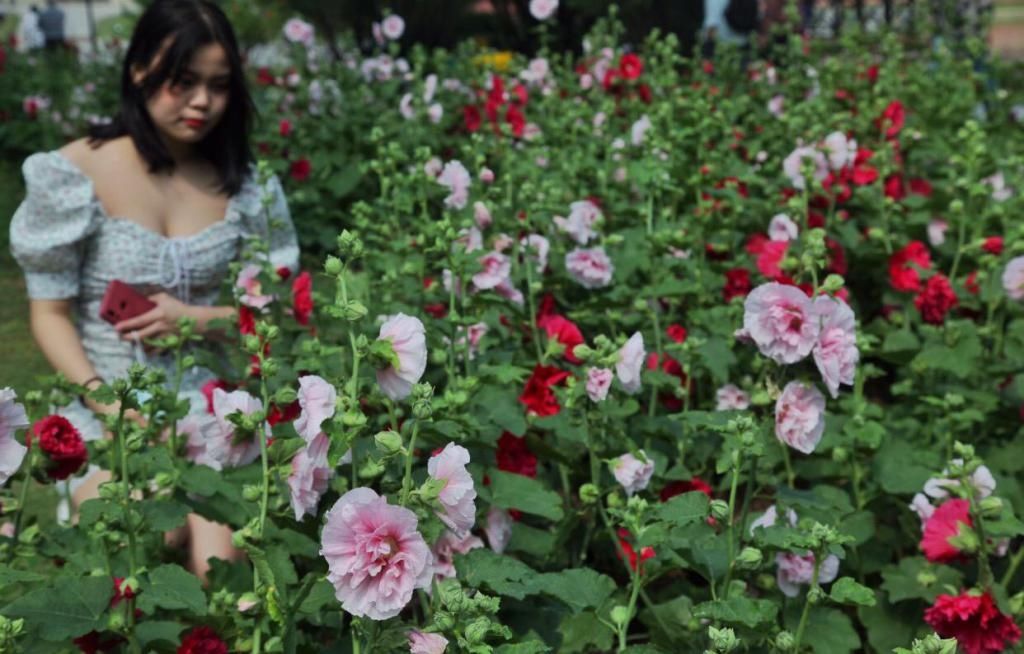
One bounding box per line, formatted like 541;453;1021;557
56;136;132;179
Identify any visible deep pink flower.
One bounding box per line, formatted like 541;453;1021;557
29;415;87;480
921;498;973;563
925;591;1022;654
889;241;932;292
472;251;511;291
914;274;958;325
538;314;584;363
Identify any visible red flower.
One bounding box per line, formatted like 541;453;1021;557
424;303;447;319
463;104;482;132
537;314;584;364
914;274;958;325
660;477;712;503
645;353;690;410
909;178;933;197
289;158;311;182
920;498;972;563
276;266;292;281
884;174;906;201
826;238;848;276
267;400;301;426
505;104;525;138
637;83;653;103
878;100;905;139
518;364;570;417
965;271;980;295
723;267;752;301
177;626;228;654
238;306;256;336
619;53;643;80
278;119;292;137
74;632;122;654
291;271;314;326
756;241;788;280
665;324;688;344
888;241;932;292
850;148;879;185
617;528;655;572
496;432;537;478
28;416;87;480
256;67;274;86
982;236;1004;255
924;591;1021;654
200;379;234;414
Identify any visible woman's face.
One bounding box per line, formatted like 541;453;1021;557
137;42;232;145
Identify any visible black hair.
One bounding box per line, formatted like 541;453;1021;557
89;0;254;195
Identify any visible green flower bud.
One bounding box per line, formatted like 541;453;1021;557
106;611;125;632
374;430;404;456
572;344;593;361
93;439;110;454
341;409;368;429
274;387;298;405
979;496;1003;518
832;446;849;463
261;358;279;378
708;625;739;652
325;256;343;276
242;334;262;354
419;477;447;502
606;492;623;508
807;586;826;604
464;617;490;645
579;483;600;504
735;546;763;569
181;355;197;368
775;630;795;651
709;499;730;522
610;605;631;626
433;611;455;631
125;432;145;452
821;274;845;293
242;485;262;502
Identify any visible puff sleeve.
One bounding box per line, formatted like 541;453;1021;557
242;174;300;275
9;152;101;300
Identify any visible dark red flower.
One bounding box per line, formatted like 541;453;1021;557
177;626;228;654
646;353;691;411
637;83;653;104
238;306;256;336
276;266;292;281
660;477;712;503
878;100;905;139
518;364;570;417
267;400;301;427
665;324;688;344
28;416;87;480
74;631;122;653
424;303;447;319
965;271;980;295
505;104;525;138
200;379;234;415
256;67;274;86
884;174;906;201
889;241;932;292
924;591;1021;654
463;104;482;132
909;178;933;197
289;158;311;182
850;148;879;185
619;53;643;80
723;268;752;301
291;271;313;326
914;274;958;325
279;119;292;137
537;314;584;364
617;528;655;572
826;238;848;276
982;236;1004;255
496;432;537;478
921;498;972;563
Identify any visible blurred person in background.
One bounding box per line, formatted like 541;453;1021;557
703;0;760;58
19;5;45;52
38;0;64;51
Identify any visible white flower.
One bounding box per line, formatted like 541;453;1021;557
615;332;645;395
283;17;315;46
437;160;471;210
630;114;652;146
768;214;799;242
612;451;654;496
553;200;602;244
822;131;857;171
782;145;828;190
381;14;405;41
529;0;558;20
0;388;29;485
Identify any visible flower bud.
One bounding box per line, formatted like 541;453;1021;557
831;446;849;463
153;472;175;489
735;546;763;569
465;617;490;645
606;492;623;508
324;256;343;276
237;592;259;613
106;611;125;632
579;483;600;504
610;605;631;626
242;485;262;502
374;430;404;456
709;499;730;522
572;344;593;361
242;335;262;354
433;611;455;631
807;586;826;604
979;496;1003;518
708;625;739;652
775;631;795;651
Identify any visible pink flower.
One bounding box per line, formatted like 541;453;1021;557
775;381;826;454
473;201;492;228
428;443;477;536
928;219;949;247
921;498;973;563
775;552;840;597
767;94;785;117
288;433;332;521
612;451;654;496
179;414;223;471
631;114;651;146
484;507;513;554
768;214;798;242
472;251;511;291
209;388;268;468
822;131;857;171
529;0;558;20
479;168;495;184
321;488;433;620
437;160;471;210
283;17;315;46
553;200;602;244
743;283;819;364
715;384;750;411
431;530;484;580
566;247;614;289
409;631;449;654
236;264;274;309
520;234;550;273
1003;256;1024;300
749;504;797;534
0;388;29;485
586;367;614;402
812;296;859;398
424;157;443;178
782;145;828;190
495;279;524;305
616;332;645;394
294;375;336;443
909;493;936;526
376;314;428;401
381;14;405;40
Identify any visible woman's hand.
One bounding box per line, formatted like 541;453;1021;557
115;292;192;344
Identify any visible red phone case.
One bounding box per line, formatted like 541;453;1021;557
99;280;156;325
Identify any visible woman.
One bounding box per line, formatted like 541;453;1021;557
9;0;298;580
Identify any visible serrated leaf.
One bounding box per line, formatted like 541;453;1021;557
830;577;876;606
692;596;777;628
137;564;207;615
139;499;191;531
1;575;112;640
880;557;963;603
489;470;564;520
655;491;710;527
559;612;614;653
495;642;550;654
535;568;616;613
136;621;186;647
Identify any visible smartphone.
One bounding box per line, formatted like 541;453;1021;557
99;280;156;325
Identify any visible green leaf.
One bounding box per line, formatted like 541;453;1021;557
696;337;736;384
830;577;877;606
507;522;557;558
858;596;918;654
655;491;710;527
473;386;527;436
456;549;540;600
788;607;861;654
880;557;963;603
1;575;112;640
535;568;616;613
136;621;186;647
838;511;876;545
495;642;550;654
298;580;337;615
559;612;614;653
139;499;191;531
692;596;777;628
137;564;207;615
0;566;45;585
489;470;564;521
912;331;982;379
874;440;941;494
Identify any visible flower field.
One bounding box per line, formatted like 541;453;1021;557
2;7;1024;654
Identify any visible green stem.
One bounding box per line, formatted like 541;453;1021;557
780;441;795;488
400;422;420;506
115;397;141;654
647;311;663;419
721;450;743;594
1000;544;1024;587
792;556;822;653
617;570;643;653
9;448;35;555
522;242;544;362
253;358;273;654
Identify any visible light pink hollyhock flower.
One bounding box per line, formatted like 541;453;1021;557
485;507;513;554
909;493;935;526
472;251;511;291
0;522;14;538
767;94;785;117
236;264;274;309
0;388;29;485
473;201;493;229
431;530;484;580
923;460;996;500
982;172;1012;201
566;247;614;289
376;314;428;401
743;283;820;364
782;145;828;190
586;367;614;403
1003;256;1024;300
283;17;315;46
454;227;483;254
424;157;443;178
927;219;949;247
768;214;799;242
454;322;488;360
553;200;602;245
288;433;332;521
612;451;654;496
529;0;558;20
492;233;515;253
776;552;839;597
294;375;337;443
494;279;524;305
427;104;443;124
631;114;651;146
715;384;750;411
428;443;477;536
822;131;857;171
479;167;495;184
437;160;471;210
237;596;258;613
423;74;438;103
320;488;433;620
520;234;550;274
399;93;415;120
749;504;797;535
211;388;267;468
381;14;405;40
180;414;223;471
615;332;645;395
812;296;859;398
409;631;449;654
775;381;827;455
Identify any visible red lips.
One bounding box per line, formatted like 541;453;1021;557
183;118;206;129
